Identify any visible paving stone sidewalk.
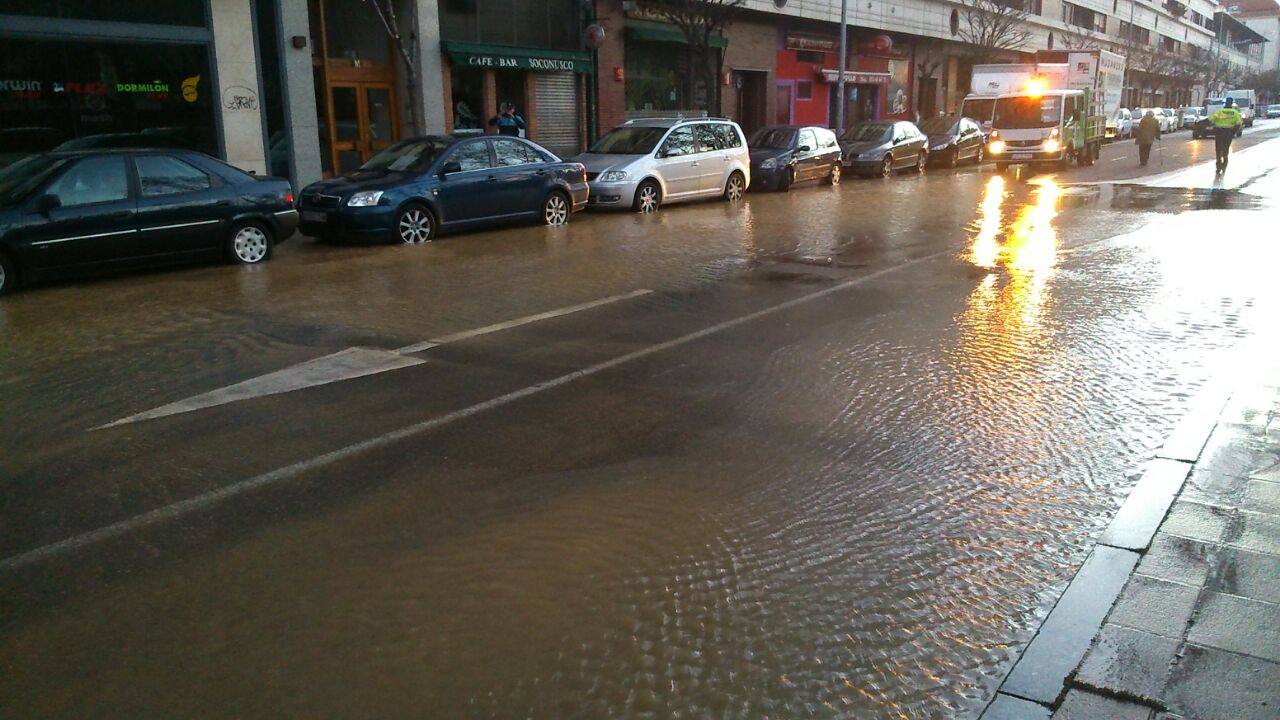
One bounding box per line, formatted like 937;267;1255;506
983;368;1280;720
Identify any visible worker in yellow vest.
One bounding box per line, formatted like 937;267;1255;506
1209;98;1243;172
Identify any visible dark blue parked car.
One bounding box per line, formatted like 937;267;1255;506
748;125;842;191
297;135;588;244
0;149;297;295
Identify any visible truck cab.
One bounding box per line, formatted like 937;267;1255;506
987;89;1094;170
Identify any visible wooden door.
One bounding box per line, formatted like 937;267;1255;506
328;82;398;174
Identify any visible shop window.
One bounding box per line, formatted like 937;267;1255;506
0;0;206;26
0;36;216;165
795;50;824;64
135;155;211;196
323;0;391;64
796;81;813;101
450;66;485;133
46;156;129;206
440;0;582;50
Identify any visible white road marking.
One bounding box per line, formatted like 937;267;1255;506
393;289;653;354
96;289;655;429
5;255;948;571
95;348;426;430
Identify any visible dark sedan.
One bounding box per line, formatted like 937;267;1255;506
839;121;929;178
919;115;986;167
747;125;842;191
297;135;588;244
0;149;297;295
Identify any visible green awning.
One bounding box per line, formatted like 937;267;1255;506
441;41;593;74
626;20;727;48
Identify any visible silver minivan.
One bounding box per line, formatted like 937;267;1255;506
573;117;750;213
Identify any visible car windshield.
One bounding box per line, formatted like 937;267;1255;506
961;98;995;122
919;116;958;135
587;126;668;155
360;139;449;172
994;95;1063;128
748;128;797;150
0;154;68;206
841;123;891;142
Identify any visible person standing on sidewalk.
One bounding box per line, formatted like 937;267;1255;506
1209;98;1242;172
488;102;526;137
1135;110;1161;167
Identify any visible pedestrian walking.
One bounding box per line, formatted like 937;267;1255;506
1135;110;1161;167
488;102;526;137
1209;98;1242;173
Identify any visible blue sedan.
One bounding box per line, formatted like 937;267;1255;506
297;135;588;243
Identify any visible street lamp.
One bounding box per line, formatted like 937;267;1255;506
837;0;848;131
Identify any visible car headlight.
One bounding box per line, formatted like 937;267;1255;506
347;190;383;207
931;143;951;151
988;140;1006;154
1043;138;1060;153
759;157;777;170
599;170;629;182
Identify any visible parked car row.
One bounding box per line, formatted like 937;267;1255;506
0;112;999;295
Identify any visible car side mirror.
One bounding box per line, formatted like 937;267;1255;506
439;160;462;176
798;145;812;152
36;193;61;214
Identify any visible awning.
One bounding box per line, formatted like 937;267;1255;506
441;41;593;74
819;69;890;84
626;20;727;48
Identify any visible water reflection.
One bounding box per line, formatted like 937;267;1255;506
964;177;1061;336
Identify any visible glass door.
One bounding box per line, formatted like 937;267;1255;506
328;82;398;174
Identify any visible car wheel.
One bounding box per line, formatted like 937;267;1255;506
974;144;984;165
542;191;570;226
228;221;272;265
880;155;893;178
723;172;746;202
633;180;661;213
914;152;927;174
826;163;841;185
0;250;15;295
779;168;793;192
397;203;435;244
948;148;959;168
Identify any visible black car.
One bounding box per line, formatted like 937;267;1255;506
839;121;929;178
0;149;297;295
297;135;588;244
747;125;842;190
919;115;986;167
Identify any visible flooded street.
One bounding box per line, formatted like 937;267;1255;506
3;136;1280;718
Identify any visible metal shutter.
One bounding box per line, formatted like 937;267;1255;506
534;72;580;158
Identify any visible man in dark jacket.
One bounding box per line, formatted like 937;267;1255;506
1134;110;1161;167
489;102;526;136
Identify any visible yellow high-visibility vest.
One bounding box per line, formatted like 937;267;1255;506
1211;107;1241;128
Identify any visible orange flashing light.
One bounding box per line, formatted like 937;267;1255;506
1024;77;1049;96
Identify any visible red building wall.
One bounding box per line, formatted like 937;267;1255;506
775;46;832;126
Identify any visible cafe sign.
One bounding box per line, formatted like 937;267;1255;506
443;41;592;74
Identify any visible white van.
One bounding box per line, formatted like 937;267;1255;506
1224;90;1257;127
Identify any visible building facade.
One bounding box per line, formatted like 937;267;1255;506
3;0;1266;193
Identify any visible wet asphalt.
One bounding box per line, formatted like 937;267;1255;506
2;124;1279;718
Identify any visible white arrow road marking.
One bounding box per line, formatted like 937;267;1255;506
95;289;654;430
95;347;426;430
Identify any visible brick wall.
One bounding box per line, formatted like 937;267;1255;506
722;15;778;132
594;0;627;137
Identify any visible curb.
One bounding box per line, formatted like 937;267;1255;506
978;388;1230;718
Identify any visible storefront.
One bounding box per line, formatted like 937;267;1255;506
440;42;591;158
623;19;725;114
0;2;219;167
775;32;839;127
774;30;915;130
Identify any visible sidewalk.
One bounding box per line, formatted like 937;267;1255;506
982;360;1280;719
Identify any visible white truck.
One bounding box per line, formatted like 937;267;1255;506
978;50;1126;171
1224;89;1257;127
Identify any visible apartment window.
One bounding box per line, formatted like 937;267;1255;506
1063;2;1105;33
1015;0;1042;14
1118;21;1151;45
1161;36;1179;54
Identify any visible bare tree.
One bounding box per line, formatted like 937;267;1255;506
1056;28;1101;51
914;39;945;116
645;0;745;114
363;0;423;134
955;0;1033;64
1126;46;1181;106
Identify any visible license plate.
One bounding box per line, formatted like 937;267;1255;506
301;210;327;223
1011;152;1032;161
